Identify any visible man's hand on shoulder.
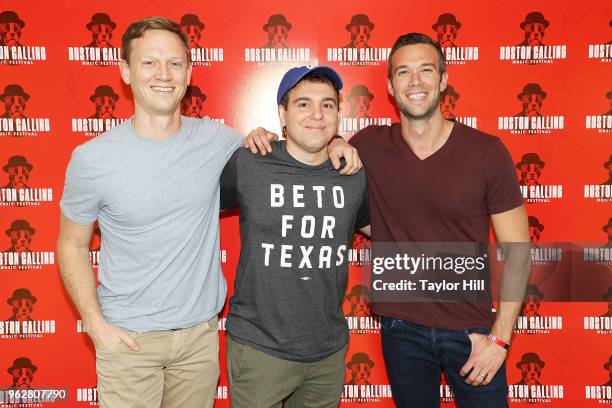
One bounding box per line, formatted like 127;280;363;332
244;127;278;155
328;136;362;176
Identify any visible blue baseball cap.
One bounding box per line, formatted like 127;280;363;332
276;65;343;105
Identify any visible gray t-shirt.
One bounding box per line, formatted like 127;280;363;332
221;141;369;362
60;116;243;331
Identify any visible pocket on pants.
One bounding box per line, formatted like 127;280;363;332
95;329;143;355
380;316;398;330
227;337;250;384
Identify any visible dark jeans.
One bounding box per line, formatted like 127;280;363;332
380;317;508;408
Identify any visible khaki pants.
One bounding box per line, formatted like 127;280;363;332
227;335;347;408
96;317;219;408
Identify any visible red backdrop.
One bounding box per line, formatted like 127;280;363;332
1;0;610;406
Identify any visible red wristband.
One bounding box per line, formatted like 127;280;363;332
488;333;510;350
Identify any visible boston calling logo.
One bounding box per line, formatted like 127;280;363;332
583;286;611;334
0;219;55;269
1;155;53;206
71;85;127;135
68;13;121;65
0;11;46;64
180;85;224;123
440;84;477;128
515;153;563;203
583;154;612;202
7;357;37;390
338;85;391;134
327;14;390;66
342;352;392;403
1;288;56;338
514;284;563;334
585;90;612;133
344;284;380;334
179;14;223;66
0;84;51;136
431;13;478;64
181;85;207;118
498;83;564;134
509;352;564;402
587;19;611;62
244;14;310;64
499;11;567;64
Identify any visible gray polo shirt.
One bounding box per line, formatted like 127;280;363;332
60;116;242;331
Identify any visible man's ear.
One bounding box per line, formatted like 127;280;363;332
440;71;448;94
387;79;394;98
278;105;286;129
119;60;131;85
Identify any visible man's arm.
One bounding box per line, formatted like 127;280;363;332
244;128;362;175
220;150;240;210
460;205;530;386
57;214;139;351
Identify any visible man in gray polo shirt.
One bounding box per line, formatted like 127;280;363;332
221;66;370;408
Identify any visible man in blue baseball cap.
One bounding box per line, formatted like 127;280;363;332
220;65;370;407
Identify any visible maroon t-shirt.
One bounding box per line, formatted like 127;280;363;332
350;122;524;329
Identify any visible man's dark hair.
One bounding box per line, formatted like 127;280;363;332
387;33;446;79
279;73;340;110
122;17;190;64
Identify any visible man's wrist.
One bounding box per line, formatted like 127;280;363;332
487;333;510;350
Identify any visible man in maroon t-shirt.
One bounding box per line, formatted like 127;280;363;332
244;32;529;408
348;33;529;408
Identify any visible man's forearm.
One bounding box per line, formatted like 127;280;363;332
490;301;522;343
57;241;105;330
491;242;532;343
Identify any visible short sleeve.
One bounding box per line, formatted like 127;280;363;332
220;149;240;210
212;120;244;162
59;148;100;224
485;139;524;215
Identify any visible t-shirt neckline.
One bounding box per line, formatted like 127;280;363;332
126;115;191;144
393;121;459;163
278;140;333;170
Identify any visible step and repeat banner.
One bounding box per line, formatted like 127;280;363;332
1;0;610;406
